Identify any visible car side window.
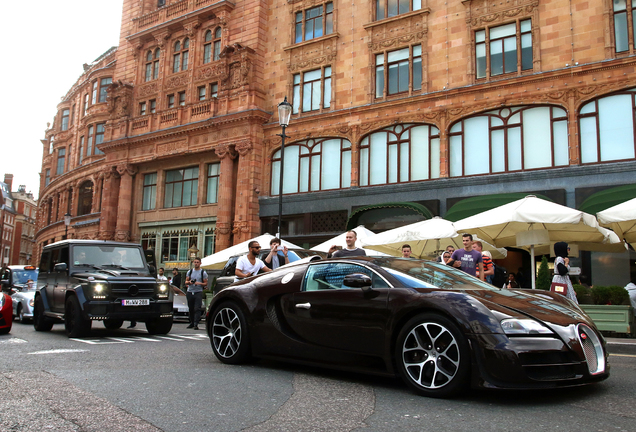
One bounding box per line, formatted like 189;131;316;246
40;252;51;273
303;263;388;291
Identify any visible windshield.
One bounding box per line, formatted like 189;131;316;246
72;245;146;269
12;269;39;286
375;257;500;291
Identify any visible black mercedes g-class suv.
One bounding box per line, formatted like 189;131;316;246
34;240;173;337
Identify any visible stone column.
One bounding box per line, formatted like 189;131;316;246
233;140;259;244
98;167;120;240
214;144;237;251
115;164;138;242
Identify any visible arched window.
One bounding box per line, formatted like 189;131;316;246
360;124;440;186
449;106;568;177
271;138;351;195
579;89;636;163
145;48;160;82
173;39;189;73
77;181;94;216
204;28;222;64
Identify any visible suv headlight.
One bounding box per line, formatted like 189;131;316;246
92;283;107;299
158;284;169;299
500;318;553;335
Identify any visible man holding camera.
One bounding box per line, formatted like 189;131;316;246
264;238;289;270
185;257;208;330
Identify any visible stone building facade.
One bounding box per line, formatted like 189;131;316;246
1;175;16;266
10;185;37;266
36;0;635;283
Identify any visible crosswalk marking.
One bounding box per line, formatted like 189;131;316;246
72;333;208;345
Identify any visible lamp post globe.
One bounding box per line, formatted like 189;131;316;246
277;97;292;239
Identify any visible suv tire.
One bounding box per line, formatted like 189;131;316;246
146;317;173;335
33;296;54;332
103;319;124;330
65;296;92;337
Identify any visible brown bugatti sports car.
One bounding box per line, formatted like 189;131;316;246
206;256;609;397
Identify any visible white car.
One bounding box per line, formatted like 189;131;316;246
172;286;189;321
1;265;39;323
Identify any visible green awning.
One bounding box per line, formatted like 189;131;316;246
444;193;553;222
346;202;434;230
578;184;636;215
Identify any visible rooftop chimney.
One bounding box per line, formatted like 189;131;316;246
4;174;13;191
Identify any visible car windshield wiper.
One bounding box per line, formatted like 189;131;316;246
74;264;105;270
102;264;131;270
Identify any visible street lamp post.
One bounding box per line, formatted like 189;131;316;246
187;244;199;269
63;213;71;239
277;97;292;239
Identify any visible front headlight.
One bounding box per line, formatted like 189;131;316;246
29;298;34;307
92;283;107;299
500;318;553;335
158;284;169;299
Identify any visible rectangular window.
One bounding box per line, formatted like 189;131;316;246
167;94;175;108
99;78;112;103
173;53;181;73
61;109;70;131
70;104;75;125
161;231;197;262
295;2;333;43
87;126;94;156
376;0;421;20
94;123;105;155
56;149;66;175
45;169;50;187
375;45;421;97
178;91;186;106
475;19;532;79
79;136;85;165
204;229;215;257
145;63;152;82
206;163;220;203
292;66;331;114
164;167;199;208
142;173;157;211
140;102;147;116
150;99;156;113
83;94;89;116
198;86;206;101
91;81;98;105
210;83;218;98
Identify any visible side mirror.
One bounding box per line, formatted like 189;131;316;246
148;265;157;278
343;273;373;291
54;262;68;272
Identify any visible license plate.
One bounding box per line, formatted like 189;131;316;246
122;299;150;306
178;307;188;312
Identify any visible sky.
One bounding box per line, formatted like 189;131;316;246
0;1;123;199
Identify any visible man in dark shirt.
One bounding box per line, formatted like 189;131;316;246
170;268;182;288
328;230;367;258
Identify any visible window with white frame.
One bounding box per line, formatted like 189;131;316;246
161;230;197;262
375;0;421;20
99;77;112;103
79;136;84;165
94;123;105;155
579;89;636;163
173;39;189;73
449;106;568;177
203;28;222;63
204;228;215;257
91;81;99;104
475;19;532;79
271;138;351;195
375;45;422;97
87;126;94;157
206;163;220;203
140;102;147;115
292;67;331;114
164;167;199;208
295;2;333;43
61;109;70;131
56;148;66;175
360;124;440;186
145;49;160;82
45;169;50;187
142;173;157;211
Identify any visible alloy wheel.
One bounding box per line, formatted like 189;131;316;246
212;307;242;358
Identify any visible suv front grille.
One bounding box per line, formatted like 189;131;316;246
110;282;157;297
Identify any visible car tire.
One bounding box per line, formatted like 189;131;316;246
103;319;124;330
395;313;470;398
65;296;91;338
17;304;23;322
210;302;251;364
33;296;54;332
146;317;173;335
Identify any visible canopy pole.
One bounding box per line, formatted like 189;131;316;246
530;244;536;289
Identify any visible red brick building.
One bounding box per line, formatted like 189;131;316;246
10;184;37;265
36;0;636;284
1;175;16;267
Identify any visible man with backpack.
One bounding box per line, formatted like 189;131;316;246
185;257;208;330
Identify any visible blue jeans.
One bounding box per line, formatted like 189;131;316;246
186;291;202;326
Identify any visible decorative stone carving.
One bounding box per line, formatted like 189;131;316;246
165;73;190;90
107;81;134;118
287;37;337;72
116;164;138;177
463;0;539;27
157;139;188;155
214;144;238;159
138;83;159;97
114;230;131;242
216;222;231;235
232;221;249;235
234;140;253;156
195;63;228;82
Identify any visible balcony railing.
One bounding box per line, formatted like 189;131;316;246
191;100;212;117
161;109;179;124
134;0;226;32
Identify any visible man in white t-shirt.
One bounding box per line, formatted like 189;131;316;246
235;241;272;282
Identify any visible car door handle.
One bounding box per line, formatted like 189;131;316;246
295;303;311;310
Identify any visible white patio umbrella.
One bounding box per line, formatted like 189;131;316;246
454;195;619;289
597;197;636;248
310;225;389;256
360;217;507;259
201;234;301;270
